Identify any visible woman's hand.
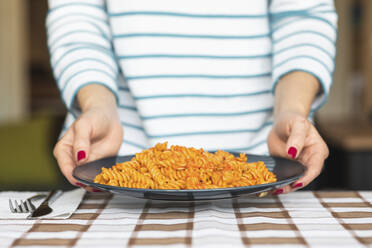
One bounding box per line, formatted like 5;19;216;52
53;85;123;191
269;71;329;194
267;111;329;194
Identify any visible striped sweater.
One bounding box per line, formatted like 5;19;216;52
46;0;337;155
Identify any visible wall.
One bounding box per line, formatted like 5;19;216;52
0;0;28;124
317;0;355;121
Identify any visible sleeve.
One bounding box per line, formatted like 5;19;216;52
269;0;338;111
46;0;120;111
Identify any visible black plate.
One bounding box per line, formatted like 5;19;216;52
73;154;305;201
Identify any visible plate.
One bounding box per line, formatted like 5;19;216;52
73;154;305;201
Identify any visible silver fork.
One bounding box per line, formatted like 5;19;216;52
8;194;46;213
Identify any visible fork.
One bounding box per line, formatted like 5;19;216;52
8;194;45;213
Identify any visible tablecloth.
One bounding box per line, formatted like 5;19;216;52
2;191;372;248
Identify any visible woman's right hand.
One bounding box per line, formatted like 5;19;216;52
53;85;123;191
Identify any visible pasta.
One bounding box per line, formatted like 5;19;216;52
94;142;276;189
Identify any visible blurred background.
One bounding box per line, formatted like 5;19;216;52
1;0;372;191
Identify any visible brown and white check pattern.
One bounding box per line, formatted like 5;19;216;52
2;191;372;248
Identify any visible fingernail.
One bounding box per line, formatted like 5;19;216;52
293;183;303;189
288;146;297;159
274;189;283;195
77;150;86;161
92;189;103;192
76;183;86;187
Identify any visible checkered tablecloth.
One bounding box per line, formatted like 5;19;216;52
2;191;372;248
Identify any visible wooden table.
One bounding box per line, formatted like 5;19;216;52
318;119;372;151
317;119;372;190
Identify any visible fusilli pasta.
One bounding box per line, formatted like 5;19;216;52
94;142;277;189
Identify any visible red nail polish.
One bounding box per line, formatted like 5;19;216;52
274;189;283;195
77;150;86;161
288;147;297;159
92;189;103;192
293;183;303;189
76;183;86;187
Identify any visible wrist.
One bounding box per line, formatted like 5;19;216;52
77;84;118;113
274;104;308;120
274;71;319;120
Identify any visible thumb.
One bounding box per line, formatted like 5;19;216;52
73;119;91;164
286;117;309;159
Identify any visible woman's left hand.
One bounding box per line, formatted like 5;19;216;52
267;111;329;194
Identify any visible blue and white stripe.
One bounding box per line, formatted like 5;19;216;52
47;0;337;155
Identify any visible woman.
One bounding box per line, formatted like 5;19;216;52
47;0;336;194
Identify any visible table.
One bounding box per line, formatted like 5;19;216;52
2;191;372;247
318;119;372;189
